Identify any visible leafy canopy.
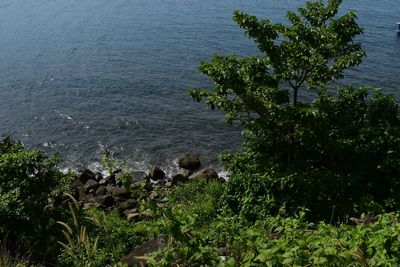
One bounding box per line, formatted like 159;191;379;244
190;0;365;113
186;0;400;222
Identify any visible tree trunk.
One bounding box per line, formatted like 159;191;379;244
293;87;298;107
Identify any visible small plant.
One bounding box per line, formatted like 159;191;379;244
101;149;119;176
0;238;31;267
57;194;101;267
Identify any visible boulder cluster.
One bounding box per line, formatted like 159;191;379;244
70;154;224;221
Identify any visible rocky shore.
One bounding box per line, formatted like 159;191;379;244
50;154;225;221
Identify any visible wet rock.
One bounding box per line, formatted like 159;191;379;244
79;169;95;184
171;173;188;185
99;178;108;185
123;235;168;267
93;195;115;207
95;185;107;196
76;186;87;202
113;168;122;175
178;154;201;171
132;171;148;181
107;186;132;199
86;193;96;202
119;199;138;210
95;172;103;181
188;168;219;181
84;179;100;193
148;166;165;181
123;208;138;218
106;175;116;185
181;169;194;178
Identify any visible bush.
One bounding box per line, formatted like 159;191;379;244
0;137;74;261
202;212;400;266
157;180;225;266
222;88;400;221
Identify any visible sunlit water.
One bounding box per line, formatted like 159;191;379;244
0;0;399;173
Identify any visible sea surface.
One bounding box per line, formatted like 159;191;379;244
0;0;399;173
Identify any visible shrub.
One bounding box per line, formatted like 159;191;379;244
0;137;74;261
222;88;400;221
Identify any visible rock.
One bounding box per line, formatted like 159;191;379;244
188;168;219;181
95;185;106;196
76;186;87;202
93;195;115;207
79;169;95;184
99;178;108;185
107;175;116;185
171;173;188;185
84;179;100;193
181;169;194;178
113;196;125;204
126;213;141;222
113;168;122;175
119;199;138;210
178;154;201;171
86;193;96;203
106;186;132;199
95;172;103;181
123;235;168;267
132;171;148;181
123;208;138;218
148;166;165;180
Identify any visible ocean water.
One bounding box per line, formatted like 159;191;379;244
0;0;399;173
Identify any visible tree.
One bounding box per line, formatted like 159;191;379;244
190;0;365;111
188;1;400;222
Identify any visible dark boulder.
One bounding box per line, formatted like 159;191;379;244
132;171;148;181
79;169;95;184
148;166;165;181
126;213;141;222
171;174;188;185
188;168;219;181
181;169;194;178
123;208;139;218
119;199;138;210
106;185;132;199
93;195;115;207
178;154;201;171
84;179;100;193
123;235;168;267
95;185;107;196
76;186;87;202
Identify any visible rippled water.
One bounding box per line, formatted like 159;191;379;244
0;0;399;172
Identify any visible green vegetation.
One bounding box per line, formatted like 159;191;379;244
189;0;398;222
0;137;75;264
1;0;400;266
